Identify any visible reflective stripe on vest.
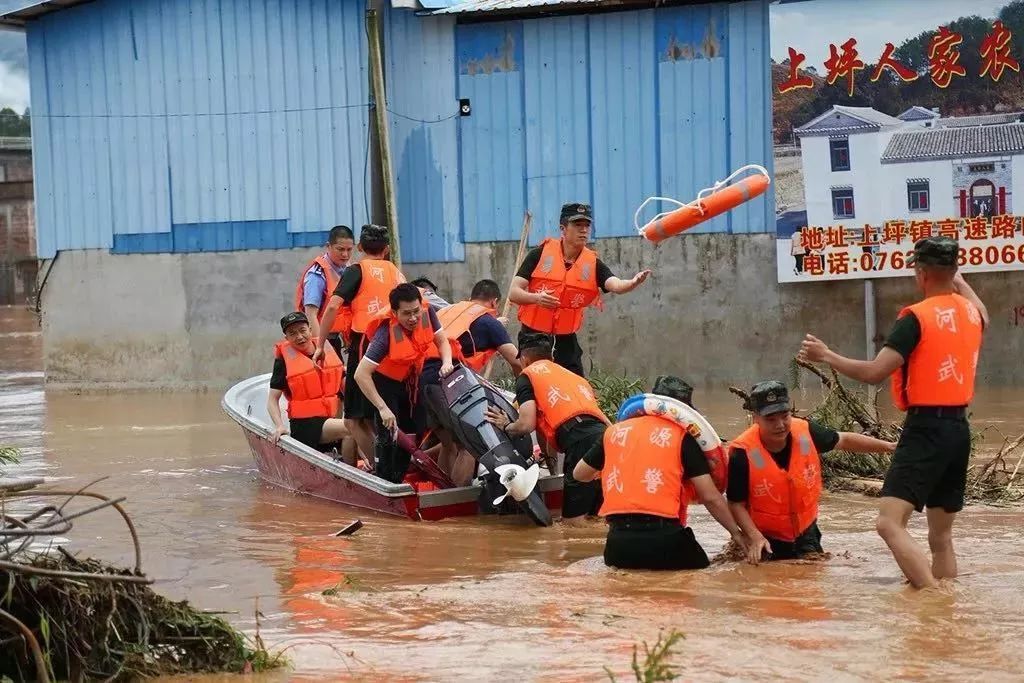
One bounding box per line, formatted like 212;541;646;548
370;310;436;382
275;340;343;419
351;259;404;333
520;359;604;449
731;417;821;543
425;300;493;363
598;415;688;524
293;254;352;338
516;238;601;335
889;293;983;411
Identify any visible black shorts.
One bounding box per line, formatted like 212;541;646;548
328;334;345;399
342;332;375;419
372;375;425;483
765;521;823;560
421;383;453;434
518;327;585;378
604;517;710;570
560;418;607;518
289;416;334;452
881;411;972;513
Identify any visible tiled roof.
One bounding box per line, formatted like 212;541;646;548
898;106;940;121
833;106;903;127
937;112;1024;128
881;123;1024;163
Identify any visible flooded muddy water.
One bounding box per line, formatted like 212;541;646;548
4;305;1024;681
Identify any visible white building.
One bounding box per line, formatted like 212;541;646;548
794;105;1024;232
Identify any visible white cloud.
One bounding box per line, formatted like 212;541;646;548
0;61;29;112
771;0;1008;69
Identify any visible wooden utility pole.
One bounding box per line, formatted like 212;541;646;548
366;8;401;269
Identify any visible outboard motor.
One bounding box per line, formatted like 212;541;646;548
439;366;552;526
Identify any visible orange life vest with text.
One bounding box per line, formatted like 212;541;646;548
517;238;602;335
598;416;690;525
294;254;353;341
275;340;343;419
520;359;605;450
363;307;436;384
889;293;983;411
731;418;821;543
351;259;405;334
424;300;496;370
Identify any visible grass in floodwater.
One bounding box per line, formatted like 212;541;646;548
605;629;685;682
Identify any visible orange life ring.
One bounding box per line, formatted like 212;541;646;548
636;166;771;244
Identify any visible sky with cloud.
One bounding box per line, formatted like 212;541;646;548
0;28;28;112
771;0;1009;70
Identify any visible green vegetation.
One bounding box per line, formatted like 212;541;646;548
0;555;286;682
605;629;685;682
773;0;1024;143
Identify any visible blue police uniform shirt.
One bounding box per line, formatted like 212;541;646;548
302;254;346;310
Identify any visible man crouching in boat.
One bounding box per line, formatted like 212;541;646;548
267;311;352;456
728;381;896;564
354;283;454;484
484;333;610;522
573;376;747;570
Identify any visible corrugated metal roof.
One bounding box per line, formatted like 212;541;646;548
0;0;93;27
434;0;619;15
882;123;1024;163
0;136;30;150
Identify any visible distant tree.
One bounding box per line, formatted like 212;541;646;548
0;106;30;137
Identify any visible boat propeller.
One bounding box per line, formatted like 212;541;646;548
492;463;541;505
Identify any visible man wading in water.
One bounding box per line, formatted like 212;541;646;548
800;236;988;589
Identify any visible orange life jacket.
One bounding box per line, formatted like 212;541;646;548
731;418;821;543
424;300;496;370
351;259;405;333
294;254;353;341
517;238;602;335
889;293;983;411
274;340;343;419
521;359;604;450
598;416;690;525
362;307;436;383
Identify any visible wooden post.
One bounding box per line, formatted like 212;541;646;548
366;8;401;269
483;210;533;380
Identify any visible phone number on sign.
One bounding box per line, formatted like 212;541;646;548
806;245;1024;276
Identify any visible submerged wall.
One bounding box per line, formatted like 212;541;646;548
40;234;1023;392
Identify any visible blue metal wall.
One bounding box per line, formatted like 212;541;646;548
454;0;773;242
25;0;772;261
27;0;372;259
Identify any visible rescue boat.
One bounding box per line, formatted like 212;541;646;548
221;372;563;522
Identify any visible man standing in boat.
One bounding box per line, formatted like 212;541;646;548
508;203;651;378
799;236;988;589
727;381;896;564
315;224;406;469
267;312;351;456
483;333;610;522
353;283;454;484
296;225;355;360
573;376;748;569
421;278;524;485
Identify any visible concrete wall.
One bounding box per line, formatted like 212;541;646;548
39;235;1024;393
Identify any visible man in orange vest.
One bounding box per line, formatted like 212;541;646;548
267;312;351;457
483;333;611;521
508;203;651;377
728;381;896;565
799;236;988;588
573;376;748;570
315;224;406;467
296;225;355;359
420;279;523;484
353;283;453;483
